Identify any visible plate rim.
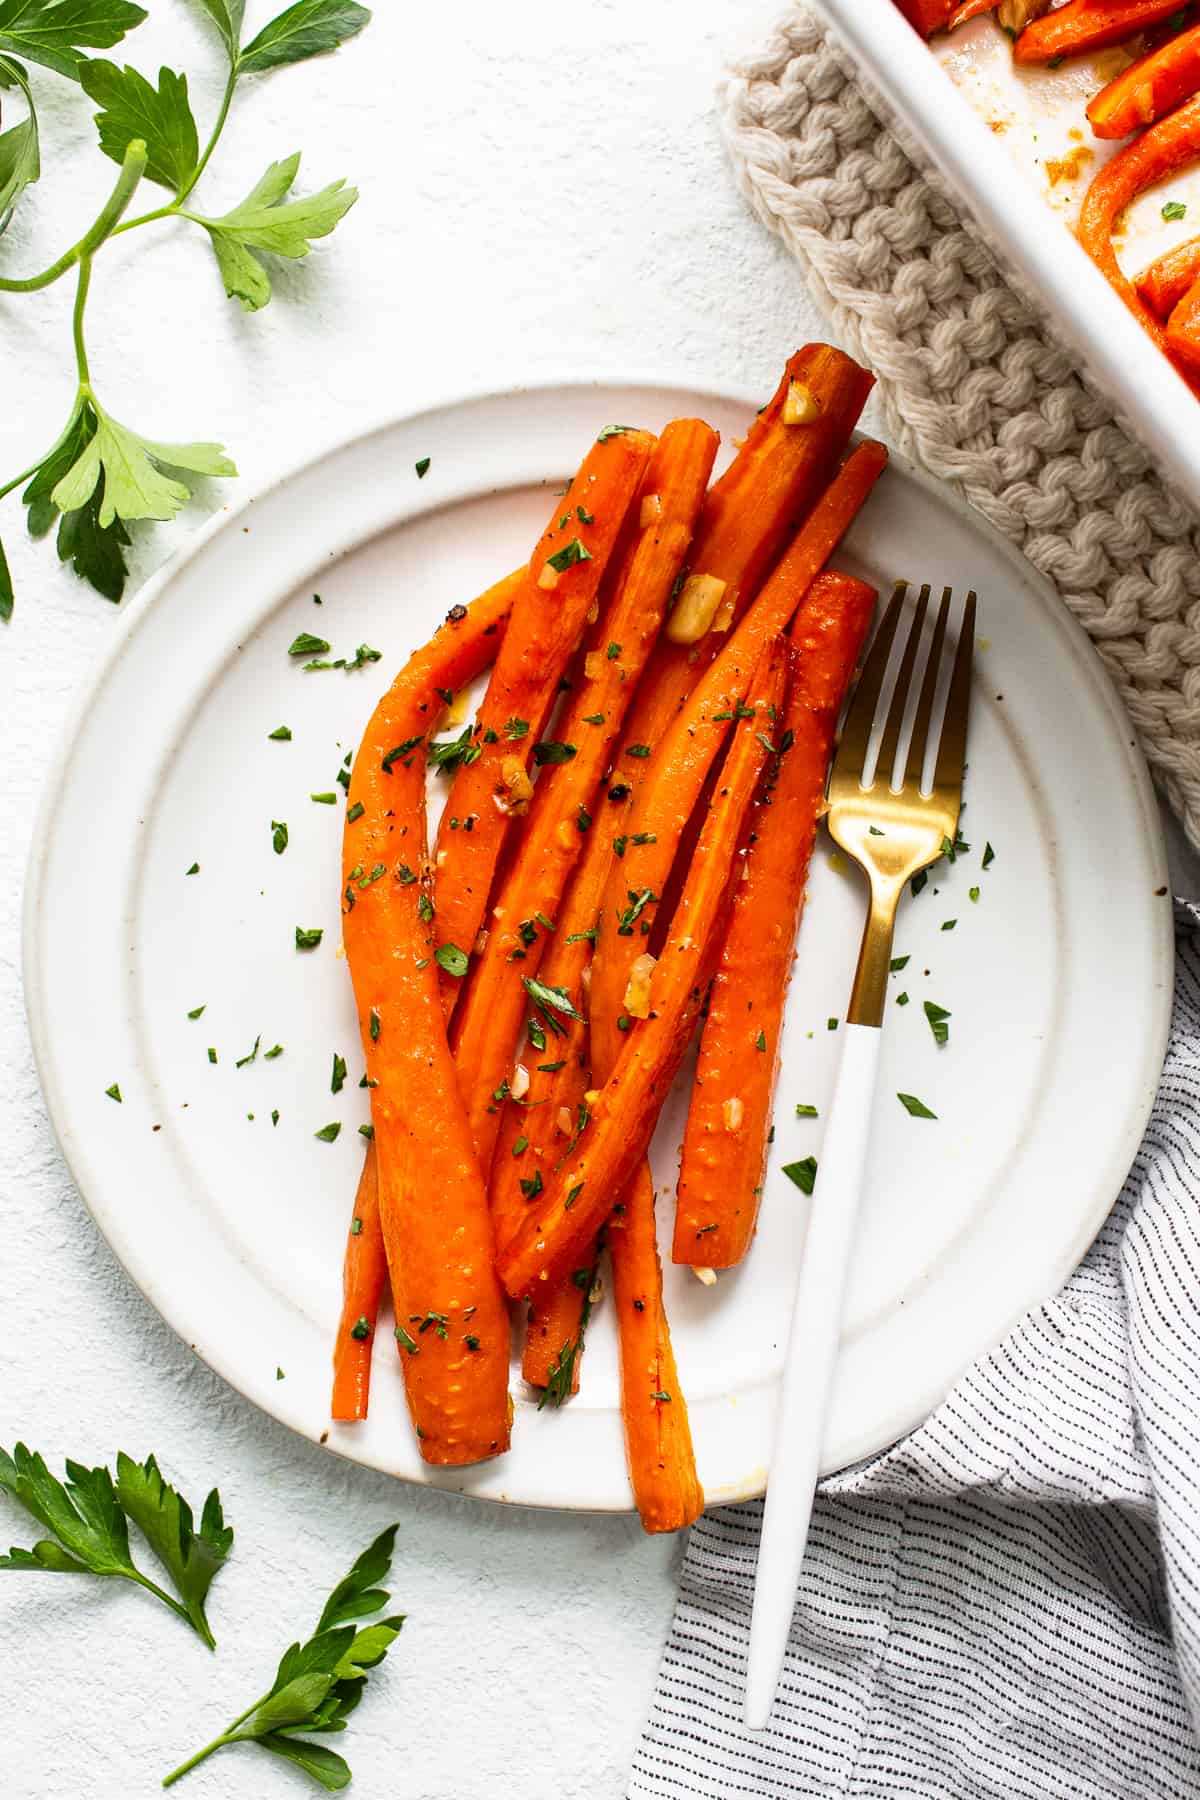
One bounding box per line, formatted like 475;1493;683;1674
22;373;1174;1510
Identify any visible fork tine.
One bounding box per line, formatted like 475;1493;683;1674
875;583;929;790
932;589;976;797
907;586;951;790
834;581;908;777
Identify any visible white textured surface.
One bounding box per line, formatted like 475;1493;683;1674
0;3;829;1796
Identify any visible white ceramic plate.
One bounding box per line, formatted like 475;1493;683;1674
24;379;1171;1512
811;0;1200;503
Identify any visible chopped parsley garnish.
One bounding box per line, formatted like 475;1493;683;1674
105;1082;122;1103
235;1036;261;1069
523;975;583;1033
271;1109;279;1126
359;863;386;890
359;1123;374;1139
911;870;927;897
512;1135;529;1157
941;919;957;932
331;1053;348;1094
924;1001;951;1047
368;1007;381;1043
350;1317;371;1341
207;1048;217;1064
795;1103;818;1117
890;955;909;972
613;835;628;858
186;862;199;875
464;1334;481;1351
288;632;330;656
898;1092;937;1119
606;642;621;660
597;424;633;441
565;928;596;946
187;1005;206;1020
311;791;338;805
429;727;482;775
564;1182;583;1210
1164;200;1188;222
630;832;656;846
581;712;605;726
347;801;365;823
435;943;469;978
533;740;577;765
268;725;292;740
505;717;530;739
827;1017;838;1031
576;804;591;832
264;1044;284;1060
897;992;910;1006
351;1218;363;1236
395;864;417;885
941;830;970;862
650;1390;672;1404
969;885;980;903
271;820;288;855
520;1168;544;1199
546;538;592;573
616;888;657;936
415;456;431;478
381;735;425;772
314;1122;342;1142
625;743;651;759
982;841;995;869
783;1156;817;1195
577;505;593;524
395;1325;419;1354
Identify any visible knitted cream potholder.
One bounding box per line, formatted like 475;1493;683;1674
720;9;1200;845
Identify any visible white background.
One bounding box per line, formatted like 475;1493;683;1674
3;4;1197;1797
0;3;832;1797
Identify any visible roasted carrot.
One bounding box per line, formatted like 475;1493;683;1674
616;348;873;782
1087;22;1200;135
331;1142;388;1421
451;421;719;1171
1078;93;1200;383
947;0;999;27
1165;273;1200;370
1135;234;1200;317
894;0;953;33
608;1162;704;1532
673;573;877;1271
340;586;518;1463
1015;0;1186;63
497;637;788;1300
330;572;518;1424
430;428;654;1012
588;440;889;1069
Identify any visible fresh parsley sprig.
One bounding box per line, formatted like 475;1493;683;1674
163;1523;403;1791
0;0;370;618
0;1444;232;1647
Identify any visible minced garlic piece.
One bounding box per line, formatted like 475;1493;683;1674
666;572;728;645
510;1064;530;1100
493;756;534;817
623;951;656;1019
723;1095;744;1132
556;1105;573;1137
693;1266;718;1287
538;561;560;591
640;493;663;528
782;380;822;425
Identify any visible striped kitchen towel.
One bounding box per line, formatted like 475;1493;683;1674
629;903;1200;1799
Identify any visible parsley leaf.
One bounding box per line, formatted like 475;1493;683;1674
522;974;583;1030
0;56;39;231
434;943;468;978
237;0;371;75
295;925;323;949
924;1001;951;1046
80;60;198;191
162;1523;402;1790
897;1092;937;1119
51;399;235;526
192;0;244;59
782;1156;817;1195
0;0;147;82
185;152;357;312
0;1443;231;1646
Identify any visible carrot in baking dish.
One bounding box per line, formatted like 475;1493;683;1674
588;439;889;1061
497;637;787;1301
338;581;518;1461
1135;235;1200;317
672;572;877;1272
1015;0;1186;63
430;426;654;1014
894;0;954;34
616;348;873;781
451;420;719;1172
1078;93;1200;385
1165;274;1200;371
947;0;999;28
1087;22;1200;136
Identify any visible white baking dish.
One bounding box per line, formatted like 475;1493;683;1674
809;0;1200;501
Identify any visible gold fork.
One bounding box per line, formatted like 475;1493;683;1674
744;581;976;1730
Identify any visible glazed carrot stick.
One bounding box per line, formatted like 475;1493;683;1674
1015;0;1185;63
894;0;953;33
451;420;719;1171
608;1162;704;1533
1087;22;1200;135
589;440;889;1069
330;573;518;1424
947;0;999;28
1135;234;1200;317
430;428;654;1012
1165;274;1200;370
497;637;787;1300
617;348;873;778
673;573;877;1271
1078;92;1200;383
340;589;518;1464
331;1143;388;1421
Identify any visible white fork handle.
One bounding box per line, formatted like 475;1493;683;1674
744;1021;883;1729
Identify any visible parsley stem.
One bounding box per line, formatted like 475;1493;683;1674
178;64;238;206
72;259;92;385
126;1566;208;1643
0;139;147;293
0;455;46;505
162;1692;267;1787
